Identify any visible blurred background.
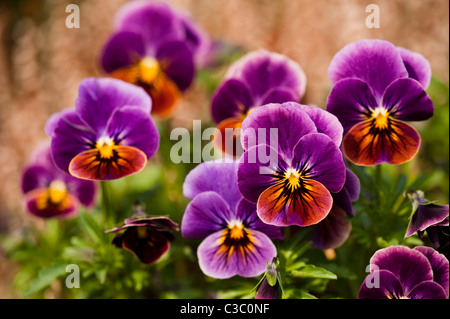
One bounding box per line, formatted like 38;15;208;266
0;0;448;298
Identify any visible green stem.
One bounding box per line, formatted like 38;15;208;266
374;164;382;214
101;181;111;222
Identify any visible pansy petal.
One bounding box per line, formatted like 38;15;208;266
292;133;346;193
382;78;434;122
238;144;289;204
214;116;245;158
328;40;408;100
343;119;421;166
344;168;360;202
75;78;151;134
311;205;352;250
259;87;298;106
50;111;97;174
197;228;276;279
21;165;53;194
68;145;147;181
236;198;284;240
24;188;79;219
257;179;333;227
64;177;97;208
106;106;159;159
181;191;233;239
100;31;146;74
114;1;183;48
398;47;432;89
156;39;195;91
144;71;181;118
330;169;361;217
176;11;213;66
211;78;253;124
45;108;82;138
292;103;343;147
406;204;449;237
121;227;172;264
369;246;433;294
359;270;404;299
255;278;279;299
414;246;449;297
183;160;242;211
240;103;317;159
408;281;447;299
226;49;306;100
326;78;378;133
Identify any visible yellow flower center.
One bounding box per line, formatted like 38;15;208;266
48;180;68;204
96;137;115;159
284;168;301;188
138;57;160;84
371;107;390;129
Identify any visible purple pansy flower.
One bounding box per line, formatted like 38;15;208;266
211;50;306;157
404;190;449;254
101;1;211;118
359;245;449;299
106;215;178;264
181;160;283;279
46;77;159;181
326;39;434;166
21;143;97;218
238;102;347;227
310;168;360;250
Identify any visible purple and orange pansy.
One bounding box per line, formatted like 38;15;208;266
237;102;347;227
326;39;434;166
45;77;159;181
106;215;179;264
21;143;97;218
101;1;211;118
210;50;306;157
181;160;283;279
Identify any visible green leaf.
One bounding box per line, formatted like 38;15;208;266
78;212;105;244
23;262;67;297
95;267;108;284
285;289;318;299
290;264;337;280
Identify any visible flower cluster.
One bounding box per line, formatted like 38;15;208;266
15;0;447;301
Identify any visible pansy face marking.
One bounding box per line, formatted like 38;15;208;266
69;135;147;181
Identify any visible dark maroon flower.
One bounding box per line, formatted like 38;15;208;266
404;190;449;255
359;245;448;299
106;216;178;264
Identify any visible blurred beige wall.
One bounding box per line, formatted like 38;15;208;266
0;0;448;229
